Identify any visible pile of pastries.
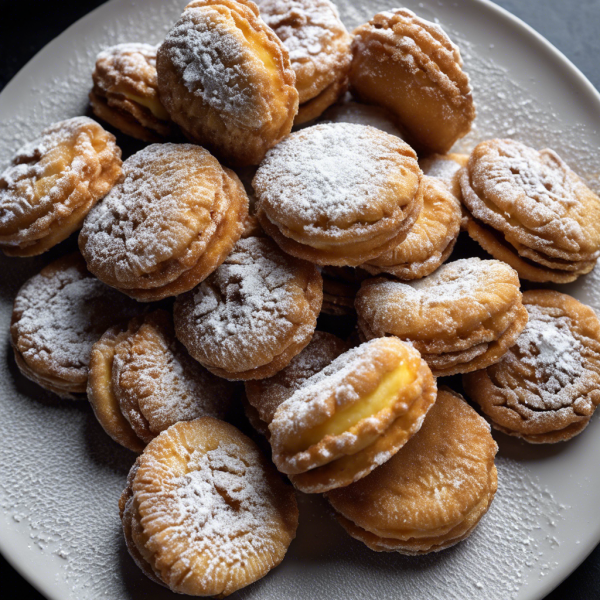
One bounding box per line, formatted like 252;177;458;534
3;0;600;596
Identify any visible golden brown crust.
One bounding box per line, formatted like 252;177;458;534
128;418;299;596
326;388;498;554
350;9;475;154
174;236;322;380
157;0;299;166
0;117;122;256
254;122;423;266
463;290;600;443
79;144;249;301
90;43;173;142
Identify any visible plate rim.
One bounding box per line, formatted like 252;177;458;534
0;1;599;599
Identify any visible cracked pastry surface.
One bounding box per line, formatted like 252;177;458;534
269;337;437;493
461;139;600;282
350;8;475;154
255;122;423;266
90;43;173;142
120;417;298;596
11;253;141;399
356;258;528;376
79;143;248;301
0;116;121;256
327;388;497;554
157;0;298;166
256;0;351;124
463;290;600;443
174;236;322;380
362;176;462;280
88;310;239;451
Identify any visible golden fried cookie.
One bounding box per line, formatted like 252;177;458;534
157;0;298;166
174;236;322;380
320;99;405;138
121;418;298;596
461;139;600;282
269;337;437;493
256;0;352;125
79;143;248;301
463;290;600;443
88;311;239;450
255;123;423;266
362;176;461;280
0;117;121;256
350;9;475;155
245;331;349;435
11;253;141;399
356;258;528;377
321;266;369;316
90;43;173;142
327;388;497;554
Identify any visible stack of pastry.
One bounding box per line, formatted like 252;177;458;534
4;0;600;596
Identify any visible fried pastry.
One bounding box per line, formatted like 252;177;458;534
0;117;121;256
79;143;248;301
157;0;298;166
461;139;600;282
120;417;298;596
327;388;498;554
356;258;528;376
269;337;437;493
321;266;369;316
463;290;600;443
88;310;238;451
256;0;352;125
244;331;349;436
255;123;423;266
350;9;475;154
362;176;461;280
420;152;469;203
11;253;141;399
174;236;322;380
90;43;173;142
320;98;405;138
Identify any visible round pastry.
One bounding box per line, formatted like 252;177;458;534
79;143;248;301
350;9;475;155
461;139;600;282
321;266;368;316
90;43;173;142
244;330;349;435
419;152;469;203
356;258;528;377
269;337;437;493
11;253;141;399
320;98;405;138
174;236;322;380
254;122;423;266
463;290;600;443
156;0;299;166
256;0;352;125
120;417;299;596
0;117;121;257
327;388;498;554
362;176;462;280
88;310;239;451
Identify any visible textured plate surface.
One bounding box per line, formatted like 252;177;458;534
1;1;600;599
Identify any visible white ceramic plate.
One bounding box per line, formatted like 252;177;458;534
1;1;600;599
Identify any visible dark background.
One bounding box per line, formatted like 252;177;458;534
0;0;599;598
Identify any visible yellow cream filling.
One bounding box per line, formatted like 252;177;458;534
34;145;75;199
120;91;170;121
231;13;278;76
287;362;416;454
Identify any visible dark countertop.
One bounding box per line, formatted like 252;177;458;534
0;0;599;598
